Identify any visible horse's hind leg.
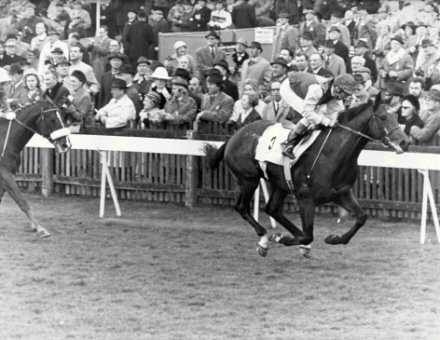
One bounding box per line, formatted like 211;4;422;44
264;187;304;239
235;179;270;256
325;189;367;245
0;166;50;238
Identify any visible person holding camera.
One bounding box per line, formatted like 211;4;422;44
379;35;414;94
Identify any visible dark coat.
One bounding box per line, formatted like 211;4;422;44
191;6;211;31
124;20;154;63
361;53;378;83
126;85;142;116
1;54;25;67
333;40;350;69
224;79;239;101
44;82;70;108
97;71;115;109
231;2;257;29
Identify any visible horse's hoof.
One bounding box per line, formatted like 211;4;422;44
299;245;312;258
325;234;340;245
256;243;268;257
269;233;283;243
37;229;51;238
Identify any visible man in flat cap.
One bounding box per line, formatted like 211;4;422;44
95;77;136;129
271;12;299;62
299;8;326;48
195;30;227;82
196;68;234;122
240;41;271;94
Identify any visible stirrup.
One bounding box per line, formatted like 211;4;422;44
282;144;296;160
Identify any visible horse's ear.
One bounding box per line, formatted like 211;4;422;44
373;92;382;111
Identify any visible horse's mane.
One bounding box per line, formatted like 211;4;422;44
16;97;55;114
337;101;373;125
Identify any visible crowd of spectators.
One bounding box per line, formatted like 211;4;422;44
1;0;440;145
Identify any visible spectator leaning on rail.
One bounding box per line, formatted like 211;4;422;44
410;88;440;145
195;68;234;122
226;92;261;129
95;77;136;130
162;78;198;124
139;92;164;128
280;72;357;159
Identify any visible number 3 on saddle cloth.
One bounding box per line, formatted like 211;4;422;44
255;123;321;187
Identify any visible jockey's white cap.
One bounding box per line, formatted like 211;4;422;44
0;67;11;83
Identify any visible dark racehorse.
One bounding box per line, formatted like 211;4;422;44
204;95;411;256
0;99;71;238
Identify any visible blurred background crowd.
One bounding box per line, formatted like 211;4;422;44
0;0;440;145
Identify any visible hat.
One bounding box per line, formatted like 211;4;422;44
51;47;64;55
425;88;440;102
172;78;188;89
8;63;23;75
236;37;248;47
173;41;187;50
271;57;288;68
55;57;70;67
278;12;289;19
47;28;60;35
334;74;357;95
354;70;370;82
244;78;258;92
109;52;125;61
301;31;313;41
303;8;315;14
174;68;191;81
151;66;170;80
214;59;229;72
127;8;137;14
328;26;341;33
323;39;336;48
111;77;128;89
249;41;263;51
421;38;435;48
206;68;224;84
402;94;420;111
119;64;134;75
205;30;220;40
355;40;369;49
351;55;365;65
136;56;150;66
5;33;17;41
416;22;428;28
331;9;344;18
355;66;371;75
401;21;415;30
71;70;86;84
390;35;404;45
353;73;365;84
146;92;162;107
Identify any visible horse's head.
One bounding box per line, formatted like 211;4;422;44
32;99;71;153
370;93;411;154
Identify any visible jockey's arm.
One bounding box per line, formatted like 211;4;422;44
280;79;328;127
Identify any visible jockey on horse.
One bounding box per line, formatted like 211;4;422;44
0;67;16;120
280;71;357;159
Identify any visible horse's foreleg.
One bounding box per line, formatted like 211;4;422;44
0;167;50;238
264;188;304;238
235;180;269;256
326;189;367;245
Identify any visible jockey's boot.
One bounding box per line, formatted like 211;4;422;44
282;123;308;159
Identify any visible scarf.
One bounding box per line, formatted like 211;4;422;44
386;48;406;65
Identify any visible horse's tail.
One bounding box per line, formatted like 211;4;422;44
203;139;228;169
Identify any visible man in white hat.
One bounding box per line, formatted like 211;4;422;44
0;67;16;120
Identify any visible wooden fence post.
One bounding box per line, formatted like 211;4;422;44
185;130;198;208
41;148;54;197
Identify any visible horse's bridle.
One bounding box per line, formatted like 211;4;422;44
335;106;399;147
1;107;69;158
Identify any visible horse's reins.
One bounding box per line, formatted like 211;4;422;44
1;108;59;158
303;116;400;187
